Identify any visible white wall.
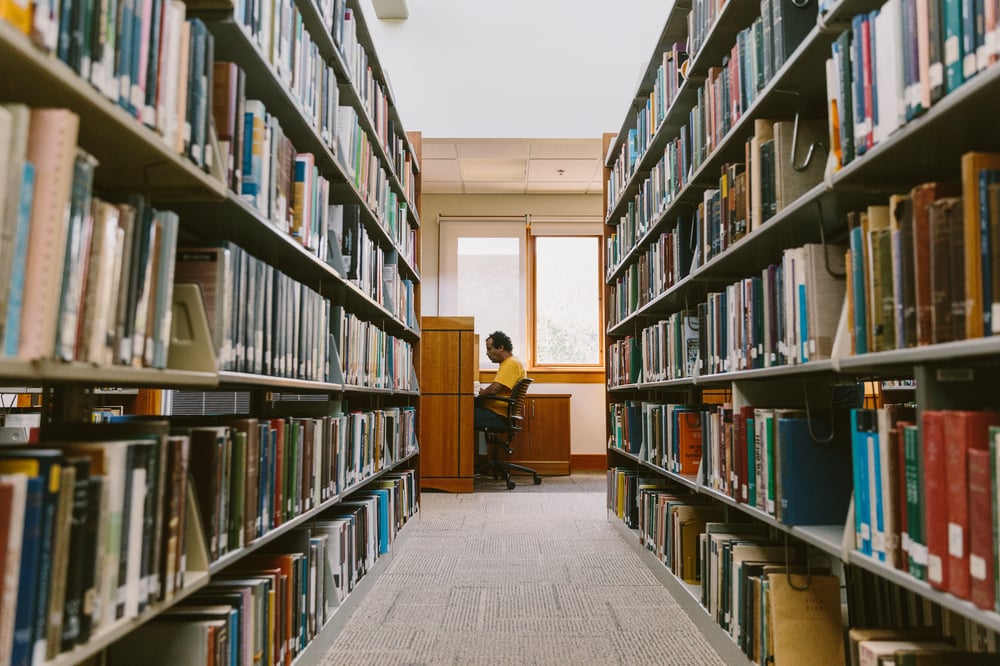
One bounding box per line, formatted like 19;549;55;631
358;0;672;138
419;192;608;457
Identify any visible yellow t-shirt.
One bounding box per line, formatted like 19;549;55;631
486;356;526;416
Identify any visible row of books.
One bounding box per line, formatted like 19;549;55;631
174;410;415;562
687;2;817;179
226;0;416;236
107;469;418;666
213;61;337;254
610;470;846;665
605;218;694;328
335;4;419;204
0;106;180;368
335;104;415;237
694;118;827;267
0;423;195;665
610;240;846;380
849;406;1000;615
606;0;819;222
845;153;1000;356
3;0;218;174
609;400;856;528
175;241;329;380
827;1;1000;172
605;41;688;210
612;468;1000;664
331;307;415;391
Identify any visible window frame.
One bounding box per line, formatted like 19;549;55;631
527;232;605;371
438;216;605;373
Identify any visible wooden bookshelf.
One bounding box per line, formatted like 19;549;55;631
0;0;421;663
604;0;1000;662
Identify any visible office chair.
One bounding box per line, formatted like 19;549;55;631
474;377;541;489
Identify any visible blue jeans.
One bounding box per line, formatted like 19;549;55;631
474;406;508;431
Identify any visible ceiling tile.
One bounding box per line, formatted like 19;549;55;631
527;159;598;182
422;159;461;181
421;142;458;159
526;181;593;194
422;181;464;194
529;139;603;159
463;181;528;194
460;158;526;181
456;141;531;159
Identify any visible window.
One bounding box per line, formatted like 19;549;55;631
439;216;603;370
532;235;601;366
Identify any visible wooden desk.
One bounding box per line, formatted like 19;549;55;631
418;316;477;492
500;393;571;475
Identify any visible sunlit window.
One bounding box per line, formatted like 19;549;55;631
533;236;601;366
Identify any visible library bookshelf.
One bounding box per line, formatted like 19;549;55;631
0;0;421;663
604;0;1000;663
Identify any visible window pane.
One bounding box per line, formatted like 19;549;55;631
534;237;600;365
456;237;525;366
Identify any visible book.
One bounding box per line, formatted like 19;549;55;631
19;109;81;360
921;410;949;590
0;474;26;661
967;447;995;610
910;181;960;345
943;410;1000;600
773;410;853;526
962;152;1000;339
768;572;844;665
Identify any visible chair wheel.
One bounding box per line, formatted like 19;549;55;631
533;476;542;485
506;479;516;490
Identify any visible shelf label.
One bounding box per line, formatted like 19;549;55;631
971;554;987;581
928;554;943;583
948;522;963;557
936;368;974;383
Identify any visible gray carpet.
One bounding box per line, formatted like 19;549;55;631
319;472;727;665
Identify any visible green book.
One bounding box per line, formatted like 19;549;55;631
904;424;926;580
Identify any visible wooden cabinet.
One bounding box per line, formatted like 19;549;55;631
419;316;477;492
501;393;571;475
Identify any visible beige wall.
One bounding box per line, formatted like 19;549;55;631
419;192;608;457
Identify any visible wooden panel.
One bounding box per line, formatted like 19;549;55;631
459;331;477;392
419;395;460;477
502;394;571;474
420;330;461;393
458;394;475;477
421;316;474;331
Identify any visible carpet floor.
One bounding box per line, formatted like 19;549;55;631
318;473;727;665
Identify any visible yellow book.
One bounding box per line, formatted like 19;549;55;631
961;151;1000;339
0;0;31;34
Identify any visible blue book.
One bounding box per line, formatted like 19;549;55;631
849;222;868;354
775;412;853;526
850;409;874;556
10;476;43;666
0;451;65;665
3;161;34;357
980;169;1000;335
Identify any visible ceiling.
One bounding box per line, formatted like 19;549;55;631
419;138;605;196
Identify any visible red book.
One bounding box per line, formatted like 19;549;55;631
676;411;703;476
968;448;995;610
943;410;1000;600
921;410;949;591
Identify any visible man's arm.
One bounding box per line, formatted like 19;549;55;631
477;381;507;397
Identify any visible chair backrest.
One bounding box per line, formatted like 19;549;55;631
506;377;533;427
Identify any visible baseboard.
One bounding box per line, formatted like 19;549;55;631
571;454;607;471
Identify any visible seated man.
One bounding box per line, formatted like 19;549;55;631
474;330;526;431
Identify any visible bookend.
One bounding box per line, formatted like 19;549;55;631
167;283;219;374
